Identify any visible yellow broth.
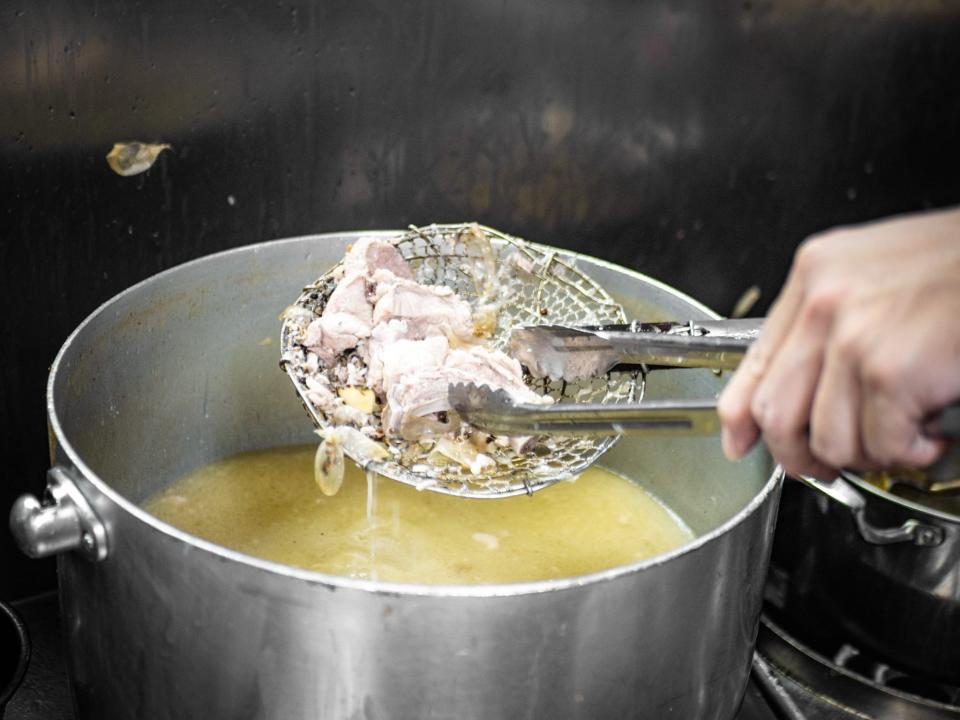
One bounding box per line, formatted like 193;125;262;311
144;444;694;584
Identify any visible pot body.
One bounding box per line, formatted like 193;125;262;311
38;233;780;719
768;476;960;683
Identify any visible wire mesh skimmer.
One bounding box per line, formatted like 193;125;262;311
280;223;639;498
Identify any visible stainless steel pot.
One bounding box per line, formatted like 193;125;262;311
9;233;781;720
768;474;960;683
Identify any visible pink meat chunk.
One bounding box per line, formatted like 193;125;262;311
343;237;413;281
323;273;372;325
303;232;553;443
307;271;376;365
320;313;371;352
363;319;411;394
444;347;549;406
305;313;372;365
373;279;473;342
383;346;550;437
383;368;458;437
303;318;324;348
380;336;450;392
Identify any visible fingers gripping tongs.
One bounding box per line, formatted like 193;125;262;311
449;318;763;437
448;318;960;490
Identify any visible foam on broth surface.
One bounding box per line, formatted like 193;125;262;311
144;444;693;584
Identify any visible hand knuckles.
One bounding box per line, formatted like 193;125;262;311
801;284;845;325
749;393;770;428
809;432;853;468
765;415;791;441
742;343;770;378
717;392;747;426
794;236;831;276
861;356;909;394
833;323;862;357
753;401;795;441
866;442;896;467
862;428;899;466
883;434;932;468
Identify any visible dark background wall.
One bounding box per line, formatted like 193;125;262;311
2;0;959;600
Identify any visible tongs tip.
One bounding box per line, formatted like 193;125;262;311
448;382;516;418
508;324;620;380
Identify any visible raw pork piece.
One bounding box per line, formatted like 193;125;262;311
383;368;462;439
304;246;387;364
382;346;551;438
324;272;372;323
443;347;547;406
380;336;450;392
362;275;475;394
342;237;413;281
305;311;372;365
363;319;411;394
373;278;474;343
299;233;552;449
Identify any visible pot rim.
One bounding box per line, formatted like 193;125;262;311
46;230;783;598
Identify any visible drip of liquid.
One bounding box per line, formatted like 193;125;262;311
144;444;694;585
366;468;377;581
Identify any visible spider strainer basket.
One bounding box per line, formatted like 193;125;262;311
280;223;639;498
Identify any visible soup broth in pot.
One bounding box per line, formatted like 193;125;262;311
144;444;693;584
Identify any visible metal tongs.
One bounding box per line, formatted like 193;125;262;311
449;317;960;492
508;317;763;379
450;317;761;437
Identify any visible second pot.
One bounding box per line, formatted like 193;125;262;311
769;473;960;682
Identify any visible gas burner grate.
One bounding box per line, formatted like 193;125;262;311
829;642;960;707
758;611;960;719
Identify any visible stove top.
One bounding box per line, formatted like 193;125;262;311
12;592;947;720
757;612;960;719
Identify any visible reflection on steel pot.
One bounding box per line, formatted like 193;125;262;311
771;473;960;683
9;233;780;720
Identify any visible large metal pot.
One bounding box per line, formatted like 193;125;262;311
768;473;960;683
9;232;780;720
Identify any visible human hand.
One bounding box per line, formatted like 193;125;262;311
718;207;960;478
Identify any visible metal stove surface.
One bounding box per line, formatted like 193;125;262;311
2;593;871;720
757;612;960;719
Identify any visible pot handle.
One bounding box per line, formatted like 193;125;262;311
9;466;108;561
795;474;944;547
